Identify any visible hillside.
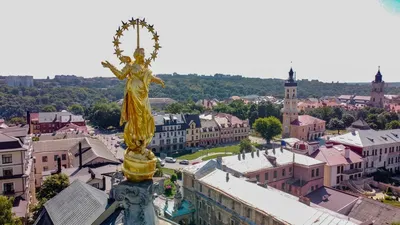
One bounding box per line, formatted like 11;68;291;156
1;73;400;120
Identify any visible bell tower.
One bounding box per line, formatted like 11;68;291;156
369;66;385;108
282;67;298;138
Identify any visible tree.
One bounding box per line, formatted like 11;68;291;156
68;104;84;115
0;196;21;225
154;160;164;177
386;120;400;130
342;114;355;127
41;105;57;112
165;102;184;114
239;138;253;153
253;116;282;144
170;173;178;182
328;118;345;134
86;101;121;129
37;173;69;201
9;117;26;125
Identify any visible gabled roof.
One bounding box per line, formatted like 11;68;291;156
37;180;109;225
348;197;400;225
291;115;325;126
312;145;363;166
184;114;201;128
0;133;26;151
350;119;370;130
69;138;120;166
330;129;400;148
33;138;82;153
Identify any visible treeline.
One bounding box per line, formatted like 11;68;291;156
2;73;400;121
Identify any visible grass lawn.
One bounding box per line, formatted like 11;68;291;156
177;145;240;160
202;153;232;161
383;199;400;208
161;168;175;175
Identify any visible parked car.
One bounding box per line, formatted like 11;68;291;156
111;136;116;140
157;158;165;167
179;160;189;165
165;157;177;163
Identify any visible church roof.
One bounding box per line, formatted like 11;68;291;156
291;115;325;126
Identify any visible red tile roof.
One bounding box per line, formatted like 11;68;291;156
312;145;363;166
291;115;325;126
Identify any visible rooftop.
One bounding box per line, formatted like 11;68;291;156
221;148;324;174
312;145;363;166
154;114;185;126
291;115;326;126
330;129;400;148
33;138;82;153
37;111;84;123
199;168;360;225
305;186;359;213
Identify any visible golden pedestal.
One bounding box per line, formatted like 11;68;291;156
122;149;157;182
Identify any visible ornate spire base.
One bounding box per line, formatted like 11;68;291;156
110;179;158;225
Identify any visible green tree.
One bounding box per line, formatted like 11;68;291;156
9;117;26;125
165;102;184;114
37;173;69;201
170;173;178;182
239;138;253;153
342;114;355;128
154;160;164;177
253;116;282;144
0;196;21;225
328;118;345;134
68;104;84;115
86;101;121;129
386;120;400;130
41;105;57;112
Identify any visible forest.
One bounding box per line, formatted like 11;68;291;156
1;73;400;121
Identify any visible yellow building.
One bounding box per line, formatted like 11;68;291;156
184;114;201;148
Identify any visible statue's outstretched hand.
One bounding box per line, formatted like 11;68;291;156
101;61;110;68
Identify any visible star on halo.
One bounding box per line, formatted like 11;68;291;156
121;21;129;30
140;18;147;28
129;17;137;26
116;27;123;38
148;24;155;33
152;32;159;42
154;43;161;50
112;37;121;47
114;48;123;56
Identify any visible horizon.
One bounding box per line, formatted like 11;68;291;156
1;0;400;82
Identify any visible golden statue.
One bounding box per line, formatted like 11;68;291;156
101;18;164;182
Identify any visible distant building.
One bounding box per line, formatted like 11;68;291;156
311;144;364;188
28;111;86;134
348;119;371;131
182;160;361;225
196;99;219;109
330;129;400;174
214;113;249;143
184;114;201;148
5;75;34;87
281;67;299;138
32;137;119;187
290;115;326;141
199;116;220;147
222;148;325;196
149;114;186;154
369;67;385;108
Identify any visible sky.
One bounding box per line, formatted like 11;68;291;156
1;0;400;82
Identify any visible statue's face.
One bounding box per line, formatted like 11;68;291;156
134;48;145;61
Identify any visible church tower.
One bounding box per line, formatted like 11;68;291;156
282;67;298;138
369;66;385;108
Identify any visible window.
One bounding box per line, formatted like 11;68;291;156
218;212;222;221
311;169;315;177
219;194;222;203
2;154;12;164
42;156;48;162
61;154;66;160
273;171;277;179
311;186;314;191
336;176;340;184
337;166;340;174
199;184;202;192
256;175;260;181
282;169;286;176
289;167;292;173
92;183;100;189
316;168;319;176
230;219;235;225
208;189;211;197
281;183;285;191
3;168;13;176
54;155;58;161
191;179;194;188
247;208;251;218
264;173;268;181
3;183;14;193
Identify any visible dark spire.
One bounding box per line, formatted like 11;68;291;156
288;67;294;83
375;66;382;83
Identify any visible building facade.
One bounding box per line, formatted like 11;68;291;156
311;144;364;188
282;68;299;138
184;114;201;148
199;117;220;147
214;113;250;144
149;114;186;154
369;67;385;108
28;111;86;134
330;129;400;174
182;160;361;225
222;148;325;197
290;115;326;141
5;75;34;87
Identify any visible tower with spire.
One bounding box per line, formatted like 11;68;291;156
369;66;385;108
281;67;298;138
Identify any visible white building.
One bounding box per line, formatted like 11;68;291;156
149;114;186;154
330;129;400;174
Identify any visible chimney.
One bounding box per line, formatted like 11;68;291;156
78;142;83;168
56;157;61;174
242;151;245;160
299;196;311;206
102;176;106;191
238;153;241;161
27;111;31;134
69;115;72;122
226;172;229;182
251;151;254;158
345;147;350;159
256;149;260;157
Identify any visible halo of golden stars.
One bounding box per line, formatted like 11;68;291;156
113;17;161;67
